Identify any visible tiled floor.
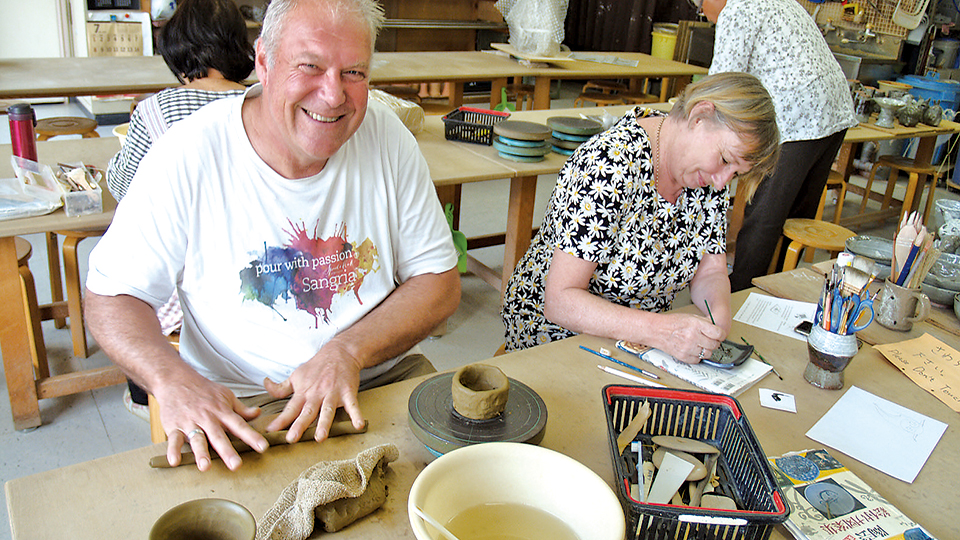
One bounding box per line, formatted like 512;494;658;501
2;85;958;539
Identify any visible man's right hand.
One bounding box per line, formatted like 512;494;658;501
155;374;268;471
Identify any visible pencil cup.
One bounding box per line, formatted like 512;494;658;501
875;278;930;331
805;324;859;390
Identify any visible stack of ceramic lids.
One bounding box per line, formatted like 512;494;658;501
547;116;603;156
492;120;553;162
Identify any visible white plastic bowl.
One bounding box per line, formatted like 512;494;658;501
408;442;624;540
112;122;129;146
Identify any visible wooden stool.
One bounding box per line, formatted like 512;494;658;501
618;90;660;105
858;155;943;226
574;91;626;107
16;237;50;380
816;170;849;224
503;82;535;111
771;218;856;273
372;84;422;103
582;80;628;94
34;117;99;141
47;228;107;358
148;333;181;443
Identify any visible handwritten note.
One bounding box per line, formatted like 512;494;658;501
874;333;960;413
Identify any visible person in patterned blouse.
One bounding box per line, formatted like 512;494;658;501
697;0;858;291
501;73;779;363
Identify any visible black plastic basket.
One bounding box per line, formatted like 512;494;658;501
441;106;510;145
602;385;789;540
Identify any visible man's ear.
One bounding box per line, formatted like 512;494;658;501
254;38;269;85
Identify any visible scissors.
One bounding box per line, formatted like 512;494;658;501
840;293;875;334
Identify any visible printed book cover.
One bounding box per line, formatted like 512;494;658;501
768;449;935;540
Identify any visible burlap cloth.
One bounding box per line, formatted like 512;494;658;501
256;443;400;540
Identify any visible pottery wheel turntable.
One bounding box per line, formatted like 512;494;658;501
408;372;547;456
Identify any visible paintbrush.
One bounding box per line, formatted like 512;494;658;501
840;266;872;297
849;255;877;281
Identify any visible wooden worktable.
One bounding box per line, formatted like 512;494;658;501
5;288;957;539
1;51;705;110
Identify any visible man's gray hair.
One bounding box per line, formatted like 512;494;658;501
259;0;385;66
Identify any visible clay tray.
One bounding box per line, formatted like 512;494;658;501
602;385;788;540
441;106;510;145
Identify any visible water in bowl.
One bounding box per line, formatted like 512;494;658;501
445;502;579;540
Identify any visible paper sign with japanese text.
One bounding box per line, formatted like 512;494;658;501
874;333;960;413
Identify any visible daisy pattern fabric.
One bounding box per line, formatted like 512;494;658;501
501;107;727;351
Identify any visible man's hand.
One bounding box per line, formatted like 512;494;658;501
156;373;267;472
262;341;366;444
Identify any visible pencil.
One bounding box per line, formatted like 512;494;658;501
740;337;783;380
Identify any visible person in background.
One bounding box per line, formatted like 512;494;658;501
501;72;779;363
105;0;255;420
107;0;254;201
85;0;460;471
696;0;858;291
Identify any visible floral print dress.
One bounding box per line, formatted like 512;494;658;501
501;108;727;351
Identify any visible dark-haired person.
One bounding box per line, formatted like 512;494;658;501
105;0;254;419
106;0;254;201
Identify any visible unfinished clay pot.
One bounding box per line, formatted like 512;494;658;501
451;363;510;420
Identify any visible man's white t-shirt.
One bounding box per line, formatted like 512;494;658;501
87;86;458;396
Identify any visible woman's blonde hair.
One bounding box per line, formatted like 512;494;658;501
670;72;780;201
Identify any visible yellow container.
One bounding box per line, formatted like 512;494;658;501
651;23;678;60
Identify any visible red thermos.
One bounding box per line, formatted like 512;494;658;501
8;103;38;162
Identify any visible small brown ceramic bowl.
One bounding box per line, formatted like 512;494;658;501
451;363;510;420
149;498;256;540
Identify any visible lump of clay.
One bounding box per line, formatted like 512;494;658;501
451;363;510;420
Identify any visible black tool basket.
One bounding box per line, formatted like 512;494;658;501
602;385;789;540
441;106;510;145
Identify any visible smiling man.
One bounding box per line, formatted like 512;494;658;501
84;0;460;471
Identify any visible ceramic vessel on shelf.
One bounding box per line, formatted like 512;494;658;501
922;99;943;126
876;79;912;98
873;97;906;128
896;98;922;127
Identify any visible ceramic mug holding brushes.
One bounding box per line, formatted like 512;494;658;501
876;279;931;331
805;324;860;390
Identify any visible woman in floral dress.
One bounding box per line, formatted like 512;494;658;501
501;72;779;363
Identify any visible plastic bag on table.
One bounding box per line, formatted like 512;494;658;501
0;156;65;221
368;88;424;134
495;0;569;57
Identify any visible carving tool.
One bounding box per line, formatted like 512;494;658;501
597;365;666;388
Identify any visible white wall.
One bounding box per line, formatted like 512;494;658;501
0;0;69;58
